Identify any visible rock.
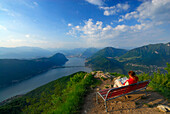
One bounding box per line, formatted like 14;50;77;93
91;72;96;75
115;76;121;80
118;101;122;104
94;71;114;79
157;105;170;112
96;87;100;91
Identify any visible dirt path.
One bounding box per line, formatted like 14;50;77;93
82;79;169;114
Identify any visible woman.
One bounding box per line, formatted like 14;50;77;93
114;71;139;87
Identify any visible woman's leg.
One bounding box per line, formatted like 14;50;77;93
114;79;122;87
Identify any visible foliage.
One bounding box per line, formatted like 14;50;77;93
110;72;127;78
86;43;170;74
119;43;170;66
0;72;99;114
50;73;97;113
0;72;75;114
138;63;170;99
0;53;68;87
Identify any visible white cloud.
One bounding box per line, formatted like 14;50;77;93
25;34;30;38
118;19;123;22
114;25;128;31
0;25;7;30
67;19;130;47
68;0;170;48
33;2;38;6
85;0;129;16
67;12;170;48
0;7;8;12
68;23;72;26
119;0;170;24
130;24;146;31
85;0;104;6
0;6;17;16
100;3;130;16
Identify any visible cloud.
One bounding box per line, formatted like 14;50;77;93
100;3;130;16
120;0;170;24
25;34;30;38
114;25;128;31
68;23;72;26
85;0;129;16
33;2;38;6
0;7;8;12
0;25;7;30
67;8;170;48
67;19;129;47
0;6;17;16
85;0;104;6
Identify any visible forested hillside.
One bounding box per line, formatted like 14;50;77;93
86;43;170;74
85;47;127;74
0;53;68;87
119;42;170;66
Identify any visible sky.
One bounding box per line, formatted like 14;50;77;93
0;0;170;49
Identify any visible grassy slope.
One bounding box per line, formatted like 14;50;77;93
0;72;101;114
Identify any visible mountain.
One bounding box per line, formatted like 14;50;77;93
0;53;68;87
0;46;53;59
85;43;170;74
89;47;128;59
119;42;170;66
49;48;87;57
85;47;128;74
80;48;100;58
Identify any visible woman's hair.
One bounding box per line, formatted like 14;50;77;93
128;71;138;81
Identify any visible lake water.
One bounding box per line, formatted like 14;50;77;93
0;57;92;102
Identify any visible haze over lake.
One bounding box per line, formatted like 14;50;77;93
0;57;92;102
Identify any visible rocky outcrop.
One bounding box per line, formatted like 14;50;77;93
157;105;170;112
93;71;115;79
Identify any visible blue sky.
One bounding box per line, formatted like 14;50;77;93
0;0;169;49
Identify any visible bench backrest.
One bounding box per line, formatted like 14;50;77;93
105;80;150;100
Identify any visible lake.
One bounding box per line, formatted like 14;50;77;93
0;57;92;102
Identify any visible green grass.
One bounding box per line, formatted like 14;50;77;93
0;72;100;114
50;73;99;113
138;63;170;99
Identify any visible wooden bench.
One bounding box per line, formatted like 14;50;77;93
96;80;150;112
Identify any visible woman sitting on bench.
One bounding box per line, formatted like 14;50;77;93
114;71;139;88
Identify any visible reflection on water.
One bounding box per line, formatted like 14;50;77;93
0;57;91;102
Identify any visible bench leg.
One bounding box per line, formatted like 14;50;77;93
105;101;108;112
96;93;99;104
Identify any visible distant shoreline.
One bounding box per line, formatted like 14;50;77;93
0;94;24;106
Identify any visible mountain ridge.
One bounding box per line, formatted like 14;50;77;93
0;53;68;87
85;42;170;74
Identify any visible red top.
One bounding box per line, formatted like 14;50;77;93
123;77;138;85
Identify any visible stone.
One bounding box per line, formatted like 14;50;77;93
157;105;170;112
96;87;100;91
91;72;96;75
118;101;122;104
